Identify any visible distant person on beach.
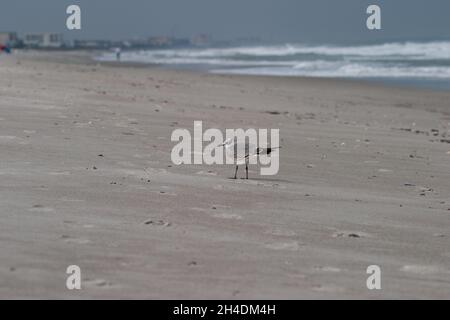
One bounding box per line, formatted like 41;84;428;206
115;47;122;61
0;45;11;54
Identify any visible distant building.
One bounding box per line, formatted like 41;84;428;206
191;34;211;47
73;39;118;49
0;32;19;47
23;33;64;48
148;36;174;48
148;36;191;48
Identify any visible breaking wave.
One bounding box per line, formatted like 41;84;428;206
98;41;450;86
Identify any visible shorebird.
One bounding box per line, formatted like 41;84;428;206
220;138;279;179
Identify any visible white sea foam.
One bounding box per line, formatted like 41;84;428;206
99;41;450;60
97;41;450;83
213;64;450;79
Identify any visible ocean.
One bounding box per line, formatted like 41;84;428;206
98;41;450;90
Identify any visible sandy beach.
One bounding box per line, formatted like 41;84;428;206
0;51;449;299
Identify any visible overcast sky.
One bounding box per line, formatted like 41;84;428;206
1;0;450;43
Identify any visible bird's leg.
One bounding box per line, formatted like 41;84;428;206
245;163;248;179
234;165;238;179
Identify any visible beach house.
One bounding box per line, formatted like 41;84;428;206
0;32;19;47
23;33;64;48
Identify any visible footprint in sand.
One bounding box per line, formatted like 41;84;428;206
265;241;300;251
142;219;172;227
28;205;55;213
332;231;372;239
83;279;115;288
211;205;230;210
196;170;217;176
154;190;177;196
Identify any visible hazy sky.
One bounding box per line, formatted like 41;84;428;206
1;0;450;43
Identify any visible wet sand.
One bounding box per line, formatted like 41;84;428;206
0;51;449;299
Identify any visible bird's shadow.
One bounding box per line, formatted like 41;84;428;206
228;177;293;183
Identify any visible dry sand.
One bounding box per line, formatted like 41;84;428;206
0;51;449;299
